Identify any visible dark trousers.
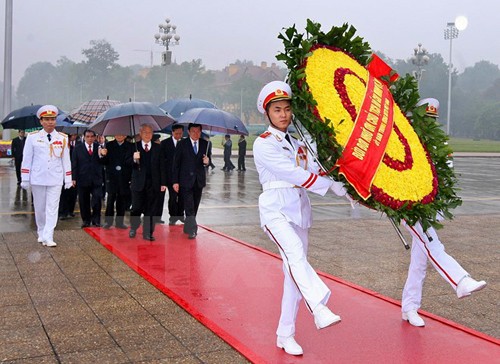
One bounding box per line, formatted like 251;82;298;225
59;186;77;216
130;181;157;236
14;158;22;183
181;184;203;235
167;184;184;222
155;190;166;222
223;155;235;171
78;184;102;225
238;155;246;170
105;190;129;226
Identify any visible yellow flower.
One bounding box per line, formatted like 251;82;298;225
304;46;436;205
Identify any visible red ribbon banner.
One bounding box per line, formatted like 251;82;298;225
335;74;395;199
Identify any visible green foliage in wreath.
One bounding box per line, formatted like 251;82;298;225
276;19;461;230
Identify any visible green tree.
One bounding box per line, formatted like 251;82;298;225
474;101;500;139
16;62;57;106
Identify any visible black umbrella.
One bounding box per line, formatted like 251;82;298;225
175;108;248;135
159;97;216;118
1;104;43;130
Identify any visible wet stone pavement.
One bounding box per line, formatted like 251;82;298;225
0;154;499;363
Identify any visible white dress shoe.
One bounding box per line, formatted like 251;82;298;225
313;304;341;329
456;276;487;299
277;336;303;356
37;237;44;243
402;309;425;327
43;241;57;247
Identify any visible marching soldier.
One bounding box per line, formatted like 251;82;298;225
254;81;349;356
20;105;72;247
401;98;487;327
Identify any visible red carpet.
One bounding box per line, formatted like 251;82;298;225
86;225;500;364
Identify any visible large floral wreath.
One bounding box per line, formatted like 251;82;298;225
277;20;461;230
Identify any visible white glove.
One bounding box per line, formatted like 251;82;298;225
330;181;347;196
20;181;30;190
64;182;73;189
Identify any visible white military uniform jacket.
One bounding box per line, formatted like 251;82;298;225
21;129;72;186
253;125;333;229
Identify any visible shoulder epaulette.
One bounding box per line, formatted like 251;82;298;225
57;131;68;136
28;131;37;135
260;131;272;138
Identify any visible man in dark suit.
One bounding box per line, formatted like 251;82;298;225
72;130;105;227
158;124;185;225
11;130;26;185
127;124;167;241
100;134;133;229
172;123;210;239
59;133;79;220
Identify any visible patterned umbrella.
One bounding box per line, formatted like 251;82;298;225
68;99;121;124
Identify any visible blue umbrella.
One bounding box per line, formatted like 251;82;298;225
159;97;216;118
89;101;176;136
55;114;88;135
175;108;248;135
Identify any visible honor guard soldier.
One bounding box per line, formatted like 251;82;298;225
401;98;486;327
20;105;72;247
254;81;349;356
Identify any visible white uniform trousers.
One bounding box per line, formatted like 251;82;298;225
32;185;62;243
402;222;468;312
265;219;331;337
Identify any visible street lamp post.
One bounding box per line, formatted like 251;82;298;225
154;18;180;102
443;16;467;135
410;43;429;91
444;23;458;135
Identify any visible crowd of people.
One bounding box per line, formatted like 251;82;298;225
14;83;487;356
17;105;232;243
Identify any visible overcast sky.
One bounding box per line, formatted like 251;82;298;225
1;0;498;87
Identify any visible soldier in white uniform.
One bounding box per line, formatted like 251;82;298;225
401;98;486;327
254;81;349;356
20;105;72;247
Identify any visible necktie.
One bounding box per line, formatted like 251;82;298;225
144;143;149;152
193;141;198;154
285;134;294;149
88;145;93;155
47;134;51;142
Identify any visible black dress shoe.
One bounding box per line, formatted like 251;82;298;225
129;229;136;238
188;232;197;239
92;223;101;227
102;223;112;229
115;224;128;229
158;220;165;224
81;223;90;228
143;234;155;241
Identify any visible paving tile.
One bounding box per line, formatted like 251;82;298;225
0;340;54;362
138;356;201;364
0;304;41;330
48;326;116;354
0;326;53;362
197;349;249;364
57;347;130;364
119;337;191;362
0;355;58;363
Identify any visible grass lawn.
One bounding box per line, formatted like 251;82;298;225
211;134;500;153
448;138;500;153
